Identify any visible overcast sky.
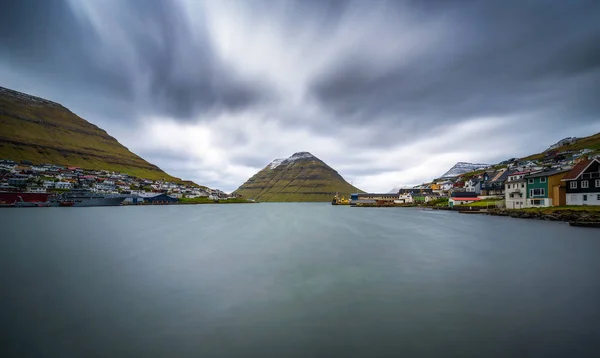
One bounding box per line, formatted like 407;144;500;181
1;0;599;192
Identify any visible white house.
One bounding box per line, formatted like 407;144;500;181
31;166;47;172
464;178;482;194
504;171;528;209
439;181;454;192
55;182;72;189
27;186;46;193
43;180;55;188
396;193;414;204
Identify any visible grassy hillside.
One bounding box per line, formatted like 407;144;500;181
0;86;182;182
522;132;600;161
234;152;362;202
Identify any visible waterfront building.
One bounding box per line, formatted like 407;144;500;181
139;193;179;204
504;171;529;209
563;158;600;206
524;168;570;207
448;197;481;207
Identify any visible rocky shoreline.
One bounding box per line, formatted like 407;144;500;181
487;208;600;224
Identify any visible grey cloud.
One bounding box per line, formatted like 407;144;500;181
123;0;273;119
0;0;133;101
229;153;272;169
0;0;273;123
309;0;600;128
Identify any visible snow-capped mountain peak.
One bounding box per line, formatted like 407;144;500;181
268;158;286;169
439;162;490;178
288;152;315;160
267;152;317;169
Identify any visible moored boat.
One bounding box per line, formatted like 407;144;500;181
59;189;128;207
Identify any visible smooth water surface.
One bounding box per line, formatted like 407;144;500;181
2;204;600;357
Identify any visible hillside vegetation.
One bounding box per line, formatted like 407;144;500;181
522;132;600;161
234;152;362;202
0;86;182;182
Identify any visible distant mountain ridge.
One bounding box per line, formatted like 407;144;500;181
0;86;185;182
439;162;490;178
523;132;600;161
233;152;362;202
547;137;578;151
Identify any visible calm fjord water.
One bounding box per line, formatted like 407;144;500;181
2;204;600;358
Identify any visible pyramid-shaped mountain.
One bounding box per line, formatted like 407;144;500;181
233;152;362;202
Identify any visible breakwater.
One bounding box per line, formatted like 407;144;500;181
488;208;600;224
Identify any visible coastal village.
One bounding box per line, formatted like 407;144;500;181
349;146;600;210
3;144;600;210
0;159;239;206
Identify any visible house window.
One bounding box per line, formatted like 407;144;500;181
583;195;588;201
597;194;600;201
570;182;577;189
582;180;589;189
521;183;525;188
596;179;600;188
528;178;534;184
530;188;545;197
540;177;546;183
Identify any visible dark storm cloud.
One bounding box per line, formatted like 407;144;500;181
119;0;272;119
0;0;272;122
310;0;600;126
0;0;133;100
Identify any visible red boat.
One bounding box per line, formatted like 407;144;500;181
59;201;75;207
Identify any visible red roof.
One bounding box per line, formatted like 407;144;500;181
451;197;482;201
562;159;593;180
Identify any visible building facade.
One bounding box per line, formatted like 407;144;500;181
464;178;482;194
504;172;528;209
141;193;179;204
524;168;569;207
448;197;481;207
563;159;600;206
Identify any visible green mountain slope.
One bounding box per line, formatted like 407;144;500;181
233;152;362;202
522;132;600;161
0;86;181;182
